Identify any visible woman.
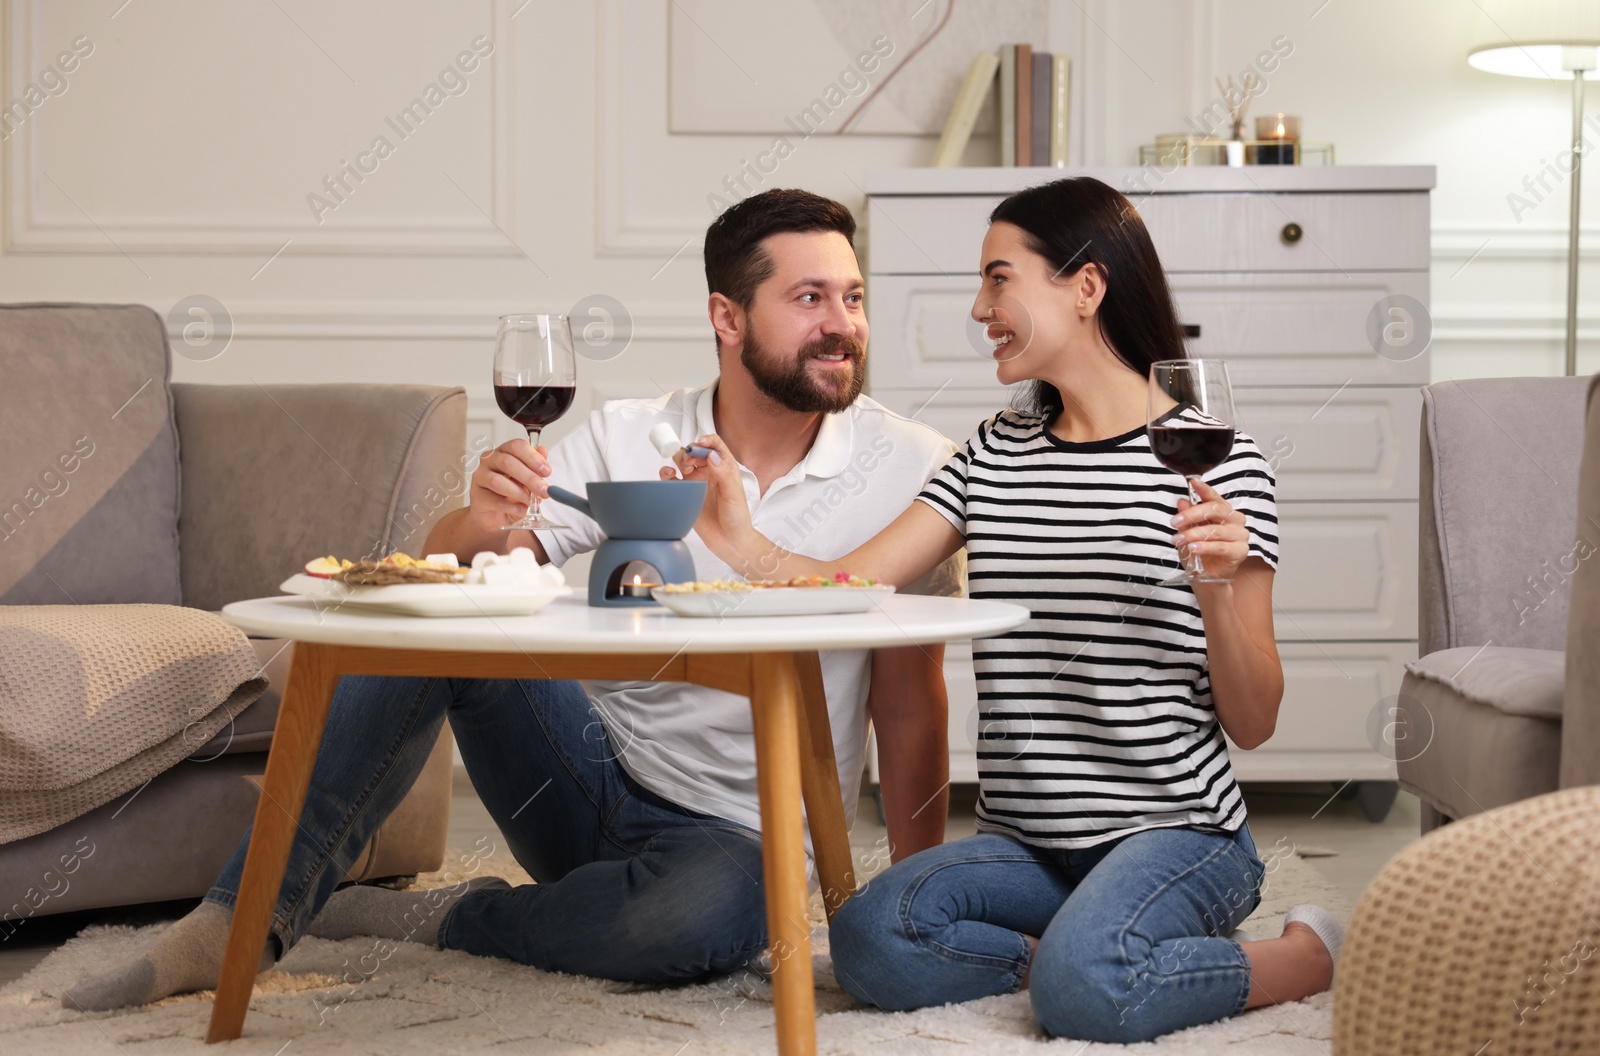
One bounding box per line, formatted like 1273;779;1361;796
673;177;1341;1043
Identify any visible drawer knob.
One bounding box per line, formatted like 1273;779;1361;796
1281;222;1304;244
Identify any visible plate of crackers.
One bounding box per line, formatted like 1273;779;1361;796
650;573;894;618
281;549;570;617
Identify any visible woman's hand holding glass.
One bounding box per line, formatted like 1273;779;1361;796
1170;478;1252;583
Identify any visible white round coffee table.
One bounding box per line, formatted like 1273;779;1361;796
208;591;1028;1056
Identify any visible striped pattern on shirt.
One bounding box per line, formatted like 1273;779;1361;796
917;408;1280;849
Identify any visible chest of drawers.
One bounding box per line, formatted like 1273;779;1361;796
863;166;1436;805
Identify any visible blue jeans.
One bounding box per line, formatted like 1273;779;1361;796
830;825;1266;1044
205;676;768;982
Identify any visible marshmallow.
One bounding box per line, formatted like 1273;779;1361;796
479;562;526;587
649;423;681;458
649;422;721;467
464;549;566;589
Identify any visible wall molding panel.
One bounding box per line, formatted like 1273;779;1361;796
160;304;709;343
2;0;520;257
595;0;725;259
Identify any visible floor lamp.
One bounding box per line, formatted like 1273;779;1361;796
1469;4;1600;377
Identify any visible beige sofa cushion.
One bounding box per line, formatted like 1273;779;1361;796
1404;646;1565;720
173;383;471;612
0;303;181;605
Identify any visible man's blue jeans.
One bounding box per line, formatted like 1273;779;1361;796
830;824;1266;1043
204;676;769;982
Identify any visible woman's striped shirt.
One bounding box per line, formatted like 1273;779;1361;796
917;408;1280;849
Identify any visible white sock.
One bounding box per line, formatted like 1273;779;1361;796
1284;903;1343;963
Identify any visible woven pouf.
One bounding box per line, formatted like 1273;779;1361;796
1334;785;1600;1054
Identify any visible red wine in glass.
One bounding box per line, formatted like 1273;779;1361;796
1149;424;1233;479
494;384;576;430
494;314;577;531
1147;359;1237;585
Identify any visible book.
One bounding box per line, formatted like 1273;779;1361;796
1014;44;1032;166
1031;50;1051;167
998;44;1016;168
931;51;1001;168
1050;54;1071;167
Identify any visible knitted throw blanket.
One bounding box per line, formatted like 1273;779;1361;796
0;605;267;844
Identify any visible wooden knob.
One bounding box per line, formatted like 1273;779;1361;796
1281;222;1304;244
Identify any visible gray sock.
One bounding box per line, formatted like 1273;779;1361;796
61;900;275;1012
306;876;510;946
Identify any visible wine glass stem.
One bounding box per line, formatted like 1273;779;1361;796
525;427;543;521
1184;476;1205;577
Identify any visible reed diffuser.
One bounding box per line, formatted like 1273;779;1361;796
1217;72;1259;167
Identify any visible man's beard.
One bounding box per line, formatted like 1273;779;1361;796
740;331;866;414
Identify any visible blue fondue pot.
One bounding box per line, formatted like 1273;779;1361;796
544;481;706;607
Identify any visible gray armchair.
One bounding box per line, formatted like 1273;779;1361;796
0;302;463;918
1396;374;1600;833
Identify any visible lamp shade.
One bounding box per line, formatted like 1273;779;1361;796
1468;1;1600;80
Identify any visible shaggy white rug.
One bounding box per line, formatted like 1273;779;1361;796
1;846;1351;1055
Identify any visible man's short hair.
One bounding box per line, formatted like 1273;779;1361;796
703;189;857;314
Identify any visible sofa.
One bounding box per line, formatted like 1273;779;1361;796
0;302;465;919
1395;374;1600;834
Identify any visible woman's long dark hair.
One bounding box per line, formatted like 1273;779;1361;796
989;177;1186;419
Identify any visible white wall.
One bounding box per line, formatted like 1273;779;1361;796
3;0;1595;439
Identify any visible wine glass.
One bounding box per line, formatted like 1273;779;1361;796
1147;359;1237;585
493;313;577;531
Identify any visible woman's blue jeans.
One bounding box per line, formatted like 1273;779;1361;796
830;825;1266;1043
204;676;769;982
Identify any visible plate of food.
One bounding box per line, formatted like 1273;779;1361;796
650;573;895;618
281;549;571;617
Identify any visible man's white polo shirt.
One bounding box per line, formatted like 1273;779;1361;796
540;380;959;835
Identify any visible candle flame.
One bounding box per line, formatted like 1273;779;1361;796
1275;120;1285;138
632;574;642;586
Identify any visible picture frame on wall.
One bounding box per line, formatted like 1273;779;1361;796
667;0;1047;137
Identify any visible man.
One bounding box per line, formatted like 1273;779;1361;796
63;188;961;1010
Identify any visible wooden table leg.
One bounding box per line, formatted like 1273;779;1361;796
749;652;817;1056
206;643;341;1043
793;650;856;922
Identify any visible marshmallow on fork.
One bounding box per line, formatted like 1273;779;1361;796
649;423;721;467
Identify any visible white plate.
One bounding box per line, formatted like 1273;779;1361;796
649;585;896;618
280;573;571;617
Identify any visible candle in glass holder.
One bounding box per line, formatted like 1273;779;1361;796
619;573;660;599
1254;113;1300;165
